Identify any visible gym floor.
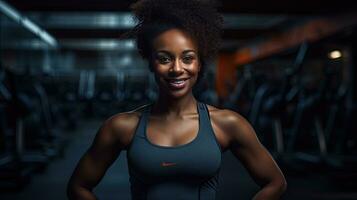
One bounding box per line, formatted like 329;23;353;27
0;118;356;200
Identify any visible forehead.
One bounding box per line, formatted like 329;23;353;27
152;28;198;52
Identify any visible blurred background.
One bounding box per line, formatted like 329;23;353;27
0;0;357;199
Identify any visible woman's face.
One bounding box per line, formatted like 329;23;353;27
151;28;200;98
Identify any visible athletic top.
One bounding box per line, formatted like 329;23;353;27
126;102;222;200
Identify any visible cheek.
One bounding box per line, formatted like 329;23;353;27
188;62;200;75
152;66;168;84
151;63;166;75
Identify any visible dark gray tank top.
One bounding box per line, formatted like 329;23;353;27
126;102;222;200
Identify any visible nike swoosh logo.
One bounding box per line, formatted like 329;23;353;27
161;162;177;167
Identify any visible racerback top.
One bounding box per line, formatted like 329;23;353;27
126;102;222;200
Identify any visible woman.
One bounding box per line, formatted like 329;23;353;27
67;0;287;199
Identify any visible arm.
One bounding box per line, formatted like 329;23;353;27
225;111;287;200
67;115;131;200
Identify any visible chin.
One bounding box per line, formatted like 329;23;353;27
168;90;192;99
159;82;194;99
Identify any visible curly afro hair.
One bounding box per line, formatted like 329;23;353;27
129;0;223;82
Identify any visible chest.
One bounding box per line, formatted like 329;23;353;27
146;116;199;147
127;137;221;184
145;114;230;151
127;113;222;183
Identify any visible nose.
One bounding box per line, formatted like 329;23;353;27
169;59;184;75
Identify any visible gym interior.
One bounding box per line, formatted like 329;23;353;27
0;1;357;199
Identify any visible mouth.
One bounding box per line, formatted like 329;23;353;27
165;78;190;90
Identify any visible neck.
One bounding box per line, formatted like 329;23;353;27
152;91;198;117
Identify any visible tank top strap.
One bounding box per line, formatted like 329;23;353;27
197;102;222;152
134;104;152;138
197;102;211;127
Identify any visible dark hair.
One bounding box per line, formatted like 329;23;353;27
130;0;223;83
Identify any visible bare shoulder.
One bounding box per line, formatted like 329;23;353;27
101;104;151;149
206;104;256;144
206;104;249;129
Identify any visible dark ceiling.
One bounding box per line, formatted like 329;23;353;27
3;0;357;53
5;0;357;14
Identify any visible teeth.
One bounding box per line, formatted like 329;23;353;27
169;79;185;83
172;80;184;84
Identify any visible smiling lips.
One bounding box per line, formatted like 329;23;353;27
161;162;177;167
166;78;190;89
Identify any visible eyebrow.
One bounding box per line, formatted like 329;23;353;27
182;50;196;54
156;50;197;54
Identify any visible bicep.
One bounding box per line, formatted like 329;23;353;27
229;116;283;186
68;120;122;189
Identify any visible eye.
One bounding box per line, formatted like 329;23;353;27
157;56;171;64
182;56;194;64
